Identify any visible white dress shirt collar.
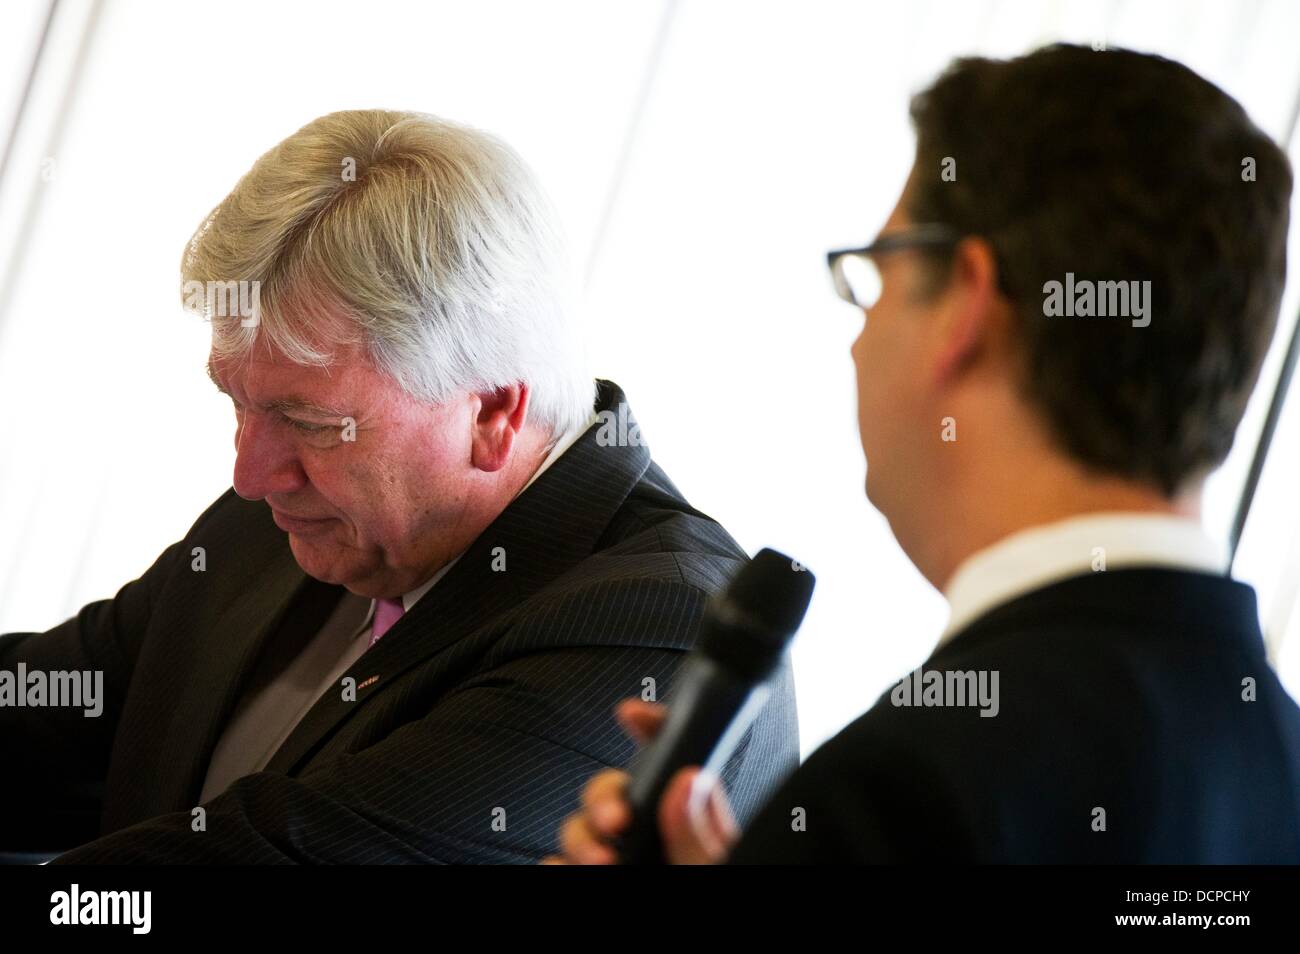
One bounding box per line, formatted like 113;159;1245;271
939;511;1228;646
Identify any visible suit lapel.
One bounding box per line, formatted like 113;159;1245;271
264;380;651;775
142;543;325;817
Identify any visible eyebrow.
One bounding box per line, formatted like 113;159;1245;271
206;360;351;418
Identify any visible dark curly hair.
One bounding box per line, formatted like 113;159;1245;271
907;43;1292;496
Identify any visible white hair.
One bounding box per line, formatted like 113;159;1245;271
181;109;593;439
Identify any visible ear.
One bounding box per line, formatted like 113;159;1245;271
470;383;530;473
932;237;1001;387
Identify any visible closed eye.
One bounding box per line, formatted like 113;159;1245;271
285;418;331;434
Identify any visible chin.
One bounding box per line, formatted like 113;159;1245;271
862;459;883;509
864;471;907;537
287;536;361;586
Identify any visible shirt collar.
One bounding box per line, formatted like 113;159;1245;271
939;511;1228;646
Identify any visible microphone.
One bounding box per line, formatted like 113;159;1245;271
617;547;815;864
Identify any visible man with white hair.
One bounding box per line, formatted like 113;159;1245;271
0;110;798;864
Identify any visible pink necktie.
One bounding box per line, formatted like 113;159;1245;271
369;597;405;648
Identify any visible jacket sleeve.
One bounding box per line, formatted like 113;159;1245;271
0;538;189;851
726;716;973;864
0;491;236;854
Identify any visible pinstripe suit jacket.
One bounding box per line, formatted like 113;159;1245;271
0;380;798;863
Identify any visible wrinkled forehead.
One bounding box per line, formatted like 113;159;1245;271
206;339;373;412
205;279;366;381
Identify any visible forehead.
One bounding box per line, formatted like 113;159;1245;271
207;340;378;409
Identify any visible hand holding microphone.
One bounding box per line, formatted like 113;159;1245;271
543;549;814;865
546;699;737;864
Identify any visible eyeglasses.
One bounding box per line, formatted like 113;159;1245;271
826;224;963;310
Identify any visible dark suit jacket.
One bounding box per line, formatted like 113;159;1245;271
730;568;1300;863
0;380;798;863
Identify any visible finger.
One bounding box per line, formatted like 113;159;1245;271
657;767;726;864
539;855;568;865
579;769;632;837
615;698;668;745
558;811;618;866
689;769;740;858
701;770;740;843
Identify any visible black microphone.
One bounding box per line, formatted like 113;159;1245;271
617;547;815;864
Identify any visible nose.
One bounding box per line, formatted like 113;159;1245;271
232;412;308;500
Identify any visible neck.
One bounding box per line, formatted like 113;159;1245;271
453;425;553;546
500;425;557;500
894;416;1201;593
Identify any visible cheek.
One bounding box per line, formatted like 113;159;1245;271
855;316;924;454
299;454;376;522
320;443;429;533
305;404;467;534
